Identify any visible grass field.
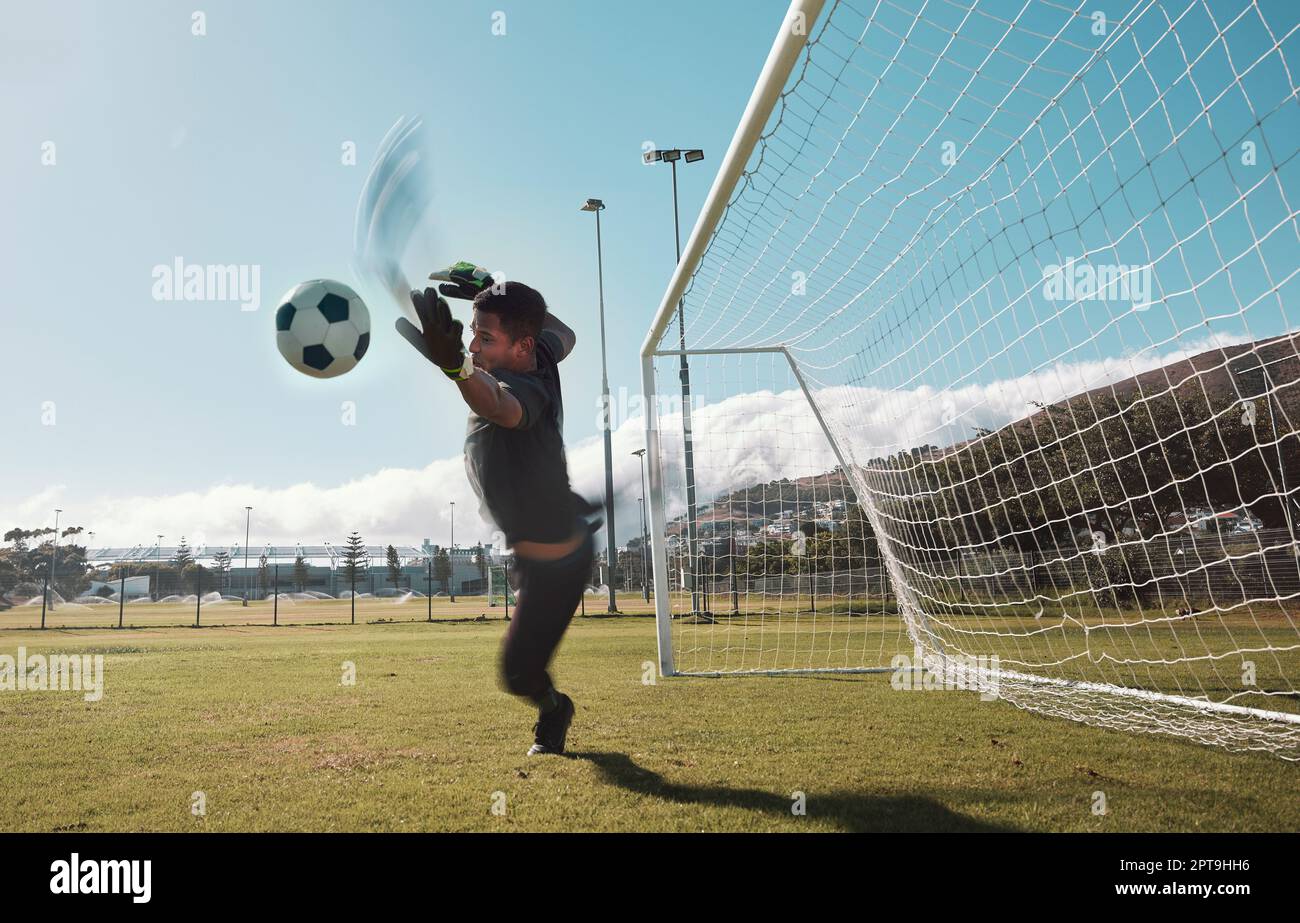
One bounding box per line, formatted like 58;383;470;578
1;595;1297;832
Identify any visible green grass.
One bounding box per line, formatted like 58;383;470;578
0;600;1296;832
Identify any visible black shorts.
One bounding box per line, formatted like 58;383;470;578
498;526;594;701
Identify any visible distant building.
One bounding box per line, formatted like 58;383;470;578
1167;507;1263;534
84;541;501;598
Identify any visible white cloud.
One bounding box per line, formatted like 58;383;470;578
13;484;69;521
2;334;1252;551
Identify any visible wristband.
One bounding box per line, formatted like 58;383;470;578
441;352;474;381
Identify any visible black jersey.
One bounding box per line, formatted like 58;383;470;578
464;330;581;545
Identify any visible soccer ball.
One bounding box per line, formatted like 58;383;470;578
275;279;371;378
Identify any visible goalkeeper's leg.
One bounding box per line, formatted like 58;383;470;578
499;527;593;754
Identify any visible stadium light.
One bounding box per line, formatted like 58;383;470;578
644;143;707;616
582;195;618;612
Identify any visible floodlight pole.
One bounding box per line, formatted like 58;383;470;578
449;502;457;602
243;506;252;606
633;448;650;601
50;509;61;607
40;508;61;626
636;498;645;598
583;197;619;613
648;149;706;615
273;549;279;626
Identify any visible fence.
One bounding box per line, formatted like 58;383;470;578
696;529;1300;615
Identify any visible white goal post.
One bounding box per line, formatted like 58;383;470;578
642;0;1300;759
488;565;515;607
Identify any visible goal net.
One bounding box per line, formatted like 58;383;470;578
488;565;516;607
642;0;1300;759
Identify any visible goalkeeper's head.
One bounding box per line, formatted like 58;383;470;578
468;281;548;373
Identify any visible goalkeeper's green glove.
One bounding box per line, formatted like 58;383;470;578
428;260;498;301
395;287;474;381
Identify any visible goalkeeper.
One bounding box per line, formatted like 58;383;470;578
397;261;594;756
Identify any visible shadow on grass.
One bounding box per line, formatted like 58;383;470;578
570;750;1017;832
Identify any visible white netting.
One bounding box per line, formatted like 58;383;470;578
651;349;912;674
648;0;1300;758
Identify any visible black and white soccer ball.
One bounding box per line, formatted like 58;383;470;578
275;279;371;378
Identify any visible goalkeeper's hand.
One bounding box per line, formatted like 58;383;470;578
395;287;474;381
428;260;497;301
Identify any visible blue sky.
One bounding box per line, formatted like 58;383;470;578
1;0;788;548
4;0;1295;554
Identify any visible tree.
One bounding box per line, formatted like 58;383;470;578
342;532;368;591
5;526;92;601
173;537;194;571
51;540;91;600
4;528;49;587
620;536;653;591
293;555;309;593
386;545;402;588
617;546;643;590
257;553;269;600
0;532;31;595
2;528;72;592
212;550;232;593
474;543;487;582
434;548;452;597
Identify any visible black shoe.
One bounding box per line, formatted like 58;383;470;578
527;693;575;756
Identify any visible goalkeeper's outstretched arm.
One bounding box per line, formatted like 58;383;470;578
454;367;523;429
